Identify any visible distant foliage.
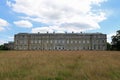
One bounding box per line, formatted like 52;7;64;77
0;45;9;50
111;30;120;51
107;42;112;50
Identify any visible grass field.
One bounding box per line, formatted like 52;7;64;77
0;51;120;80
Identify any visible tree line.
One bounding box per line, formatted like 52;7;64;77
107;30;120;51
0;45;9;50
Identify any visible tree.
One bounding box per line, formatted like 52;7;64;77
107;42;112;50
111;30;120;51
0;45;9;50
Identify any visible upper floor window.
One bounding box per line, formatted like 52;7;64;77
83;40;85;43
35;40;37;44
50;40;53;43
55;40;57;43
71;41;73;44
58;40;61;44
39;40;41;43
87;40;89;43
62;40;65;44
31;40;33;44
67;40;69;44
79;41;81;43
46;40;49;43
75;40;77;43
24;40;27;44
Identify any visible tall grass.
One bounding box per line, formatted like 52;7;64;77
0;51;120;80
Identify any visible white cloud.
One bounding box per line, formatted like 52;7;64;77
32;26;64;33
8;36;14;40
0;40;7;45
107;33;116;43
0;18;9;31
8;0;107;32
13;20;33;28
32;27;53;33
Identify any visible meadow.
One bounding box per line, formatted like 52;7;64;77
0;51;120;80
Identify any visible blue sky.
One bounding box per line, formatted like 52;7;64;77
0;0;120;44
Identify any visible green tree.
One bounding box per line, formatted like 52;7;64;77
111;30;120;51
0;45;9;50
107;42;112;50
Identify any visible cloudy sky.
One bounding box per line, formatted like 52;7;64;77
0;0;120;44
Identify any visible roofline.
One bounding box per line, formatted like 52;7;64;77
15;32;106;35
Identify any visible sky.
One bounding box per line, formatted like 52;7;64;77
0;0;120;45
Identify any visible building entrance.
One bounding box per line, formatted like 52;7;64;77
55;46;64;50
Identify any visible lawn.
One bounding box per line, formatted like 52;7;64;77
0;51;120;80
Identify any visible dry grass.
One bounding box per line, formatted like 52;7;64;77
0;51;120;80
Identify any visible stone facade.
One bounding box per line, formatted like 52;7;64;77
14;33;107;50
4;42;14;50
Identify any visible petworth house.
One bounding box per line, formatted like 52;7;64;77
14;32;107;50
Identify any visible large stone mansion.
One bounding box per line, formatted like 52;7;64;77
14;32;107;50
